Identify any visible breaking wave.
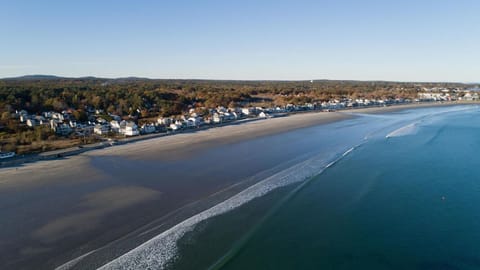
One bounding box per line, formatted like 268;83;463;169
386;123;418;138
94;146;360;270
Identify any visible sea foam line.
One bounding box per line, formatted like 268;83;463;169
55;147;358;270
385;122;418;138
95;146;359;270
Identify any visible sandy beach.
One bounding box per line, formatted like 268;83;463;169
0;110;353;270
0;101;476;270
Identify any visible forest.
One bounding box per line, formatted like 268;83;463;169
0;76;470;154
0;76;467;118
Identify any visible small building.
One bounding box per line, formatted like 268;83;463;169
26;118;38;127
157;117;172;126
94;124;110;135
212;113;224;123
110;120;121;133
54;122;73;136
241;108;255;116
223;112;235;121
52;112;64;122
187;116;203;127
141;123;156;134
258;112;269;118
20;114;30;123
169;123;180;131
121;121;139;136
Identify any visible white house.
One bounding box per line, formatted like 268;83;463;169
26;118;38;127
241;108;255;115
94;124;110;135
157;117;172;126
258;111;269;118
212;113;224;123
110;120;121;133
174;119;184;127
20;114;30;123
52;112;64;121
223;112;235;121
217;106;227;113
121;121;139;136
169;123;180;131
187;116;203;127
96;117;107;124
231;112;242;119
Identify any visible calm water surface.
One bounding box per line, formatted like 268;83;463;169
169;106;480;270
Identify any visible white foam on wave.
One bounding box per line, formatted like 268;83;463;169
384;105;479;139
342;147;355;157
385;123;418;138
55;249;98;270
95;147;357;270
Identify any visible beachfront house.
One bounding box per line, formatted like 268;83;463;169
223;112;235;121
51;121;73;136
187;116;202;128
258;111;269;118
120;121;139;136
52;112;64;122
20;114;29;123
74;124;94;136
141;123;156;134
26;118;38;127
94;124;110;135
110;120;121;133
231;111;242;119
462;92;479;101
169;123;180;131
157;117;173;127
212;113;224;123
96;117;108;124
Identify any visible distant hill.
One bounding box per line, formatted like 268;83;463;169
5;75;64;80
0;75;474;86
1;75;157;83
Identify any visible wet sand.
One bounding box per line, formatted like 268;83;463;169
0;111;351;270
0;102;475;269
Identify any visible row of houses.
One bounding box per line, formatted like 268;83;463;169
15;90;472;139
94;120;141;136
418;91;480;102
13;98;402;137
15;110;142;137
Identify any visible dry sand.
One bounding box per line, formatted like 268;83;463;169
91;111;352;161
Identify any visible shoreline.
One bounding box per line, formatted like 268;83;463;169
1;101;478;168
0;101;478;270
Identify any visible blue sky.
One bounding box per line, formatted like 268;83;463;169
1;0;480;81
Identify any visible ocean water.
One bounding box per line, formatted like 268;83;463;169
212;107;480;270
97;105;480;270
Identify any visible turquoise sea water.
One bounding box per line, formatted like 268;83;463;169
98;106;480;270
167;106;480;270
212;107;480;270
